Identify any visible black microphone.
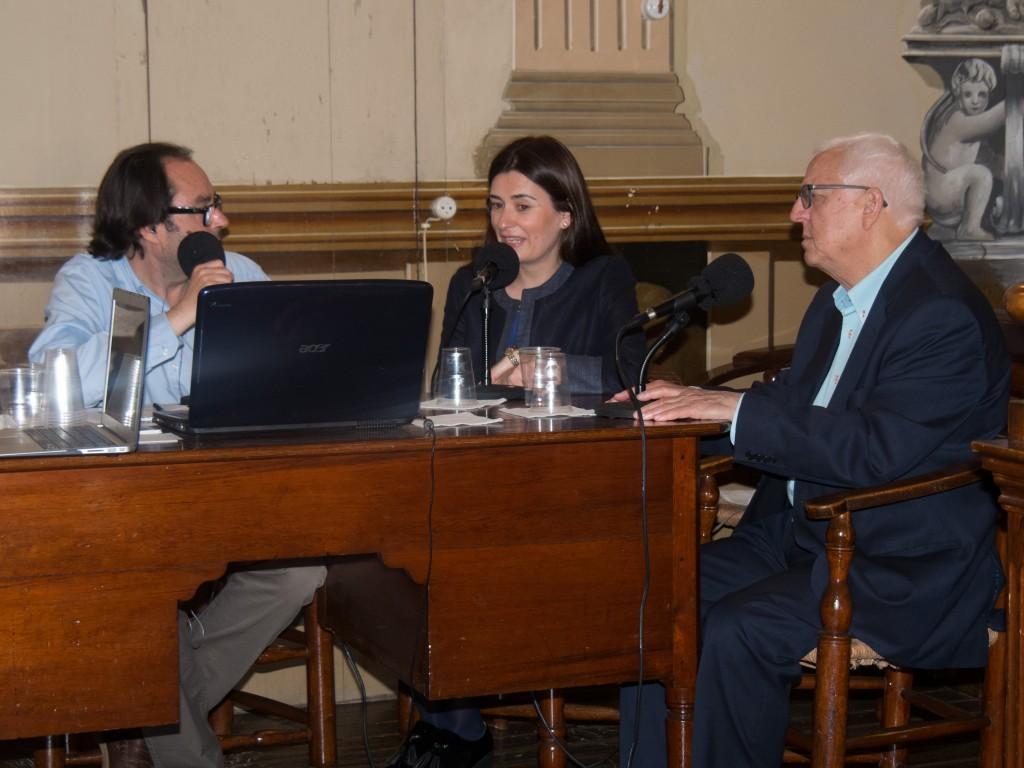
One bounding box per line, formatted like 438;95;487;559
177;231;226;278
625;252;754;330
470;242;519;291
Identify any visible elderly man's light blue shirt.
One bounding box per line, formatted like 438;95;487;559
29;252;268;407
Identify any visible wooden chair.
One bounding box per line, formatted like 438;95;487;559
34;586;336;768
210;585;336;767
688;346;1005;766
782;460;1005;768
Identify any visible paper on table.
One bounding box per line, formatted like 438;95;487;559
499;405;596;419
413;412;503;428
139;427;182;445
420;397;506;411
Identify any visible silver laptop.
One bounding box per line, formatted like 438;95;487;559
0;288;150;458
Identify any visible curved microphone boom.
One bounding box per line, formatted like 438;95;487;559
470;242;520;291
178;231;226;278
625;252;754;331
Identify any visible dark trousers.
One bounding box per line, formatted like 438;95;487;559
620;508;821;768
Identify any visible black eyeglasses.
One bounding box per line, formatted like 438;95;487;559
168;193;223;227
798;184;888;209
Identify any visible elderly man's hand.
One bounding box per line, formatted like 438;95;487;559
609;379;741;422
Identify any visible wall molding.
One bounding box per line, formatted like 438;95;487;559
0;177;802;265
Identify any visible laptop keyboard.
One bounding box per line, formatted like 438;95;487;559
25;425;117;451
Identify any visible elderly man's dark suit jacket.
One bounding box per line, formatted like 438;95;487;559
732;229;1009;668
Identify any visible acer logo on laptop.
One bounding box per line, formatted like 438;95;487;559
298;343;332;354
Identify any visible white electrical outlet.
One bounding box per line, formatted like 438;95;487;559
431;195;457;220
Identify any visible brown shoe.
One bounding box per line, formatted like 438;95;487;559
100;737;154;768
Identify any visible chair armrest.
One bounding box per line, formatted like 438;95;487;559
699;454;733;476
699;344;794;387
803;460;985;521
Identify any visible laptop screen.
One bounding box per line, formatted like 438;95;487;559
101;288;150;444
186;279;432;433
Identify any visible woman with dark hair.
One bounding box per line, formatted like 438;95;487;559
392;139;646;768
441;135;645;395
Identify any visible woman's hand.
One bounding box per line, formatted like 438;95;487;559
490;357;523;386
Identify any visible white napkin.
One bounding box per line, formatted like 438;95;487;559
413;412;503;428
139;428;182;445
420;397;506;411
499;405;596;419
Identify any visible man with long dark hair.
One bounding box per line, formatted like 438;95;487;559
30;143;326;768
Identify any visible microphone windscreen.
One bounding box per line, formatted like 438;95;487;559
472;242;520;290
696;252;754;310
177;231;226;277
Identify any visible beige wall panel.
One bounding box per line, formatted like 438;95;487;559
773;258;825;343
0;282;52;334
409;1;448;182
516;0;670;72
0;0;148;186
146;0;333;184
438;1;513;179
330;1;417;181
681;1;940;175
411;1;512;180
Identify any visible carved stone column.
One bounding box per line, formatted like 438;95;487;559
905;2;1024;298
476;0;703;177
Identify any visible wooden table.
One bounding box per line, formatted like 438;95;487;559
0;408;722;767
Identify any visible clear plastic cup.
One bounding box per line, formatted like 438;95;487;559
41;347;85;424
519;346;561;401
0;365;44;426
436;347;478;408
525;350;569;414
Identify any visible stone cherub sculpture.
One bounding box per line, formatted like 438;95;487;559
922;57;1006;239
917;0;1024;31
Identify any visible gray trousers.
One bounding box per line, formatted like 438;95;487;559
144;565;328;768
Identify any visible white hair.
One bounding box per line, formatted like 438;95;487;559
815;133;925;229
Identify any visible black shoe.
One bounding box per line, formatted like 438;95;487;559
388;721;493;768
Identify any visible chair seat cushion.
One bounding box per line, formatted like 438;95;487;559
800;627;1000;669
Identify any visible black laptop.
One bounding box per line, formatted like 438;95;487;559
153;279;432;434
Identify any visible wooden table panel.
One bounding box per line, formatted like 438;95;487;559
0;415;721;768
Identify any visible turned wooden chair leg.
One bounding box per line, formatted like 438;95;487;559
536;689;566;768
811;511;855;768
878;669;912;768
980;630;1006;768
305;592;337;768
33;736;66;768
397;683;417;738
209;698;234;738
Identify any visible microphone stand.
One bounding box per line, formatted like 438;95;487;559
596;310;690;420
482;285;493;385
476;283;524;400
637;311;689;392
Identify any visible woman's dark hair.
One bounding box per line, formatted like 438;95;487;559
88;142;194;260
485;135;610;266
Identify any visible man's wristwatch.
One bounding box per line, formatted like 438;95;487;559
505;346;520;367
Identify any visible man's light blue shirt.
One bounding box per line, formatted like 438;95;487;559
29;251;268;407
727;229;917;503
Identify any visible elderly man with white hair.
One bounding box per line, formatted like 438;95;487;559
614;133;1010;768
